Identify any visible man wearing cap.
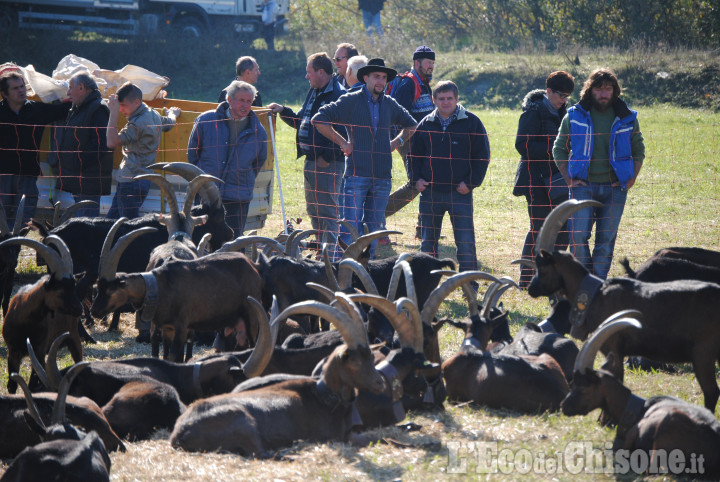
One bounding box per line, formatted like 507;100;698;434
385;45;437;237
312;58;417;258
267;52;346;248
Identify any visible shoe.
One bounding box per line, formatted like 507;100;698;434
415;226;422;239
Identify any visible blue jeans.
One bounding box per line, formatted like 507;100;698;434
338;176;391;259
569;182;628;279
224;200;250;238
107;179;151;219
304;160;343;246
361;10;383;37
72;194;102;218
419;189;478;273
0;174;38;228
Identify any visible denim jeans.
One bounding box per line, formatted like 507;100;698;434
0;174;38;228
361;9;383;37
338;176;391;259
304;159;343;246
569;182;628;279
224;200;250;238
107;179;151;219
419;189;478;273
72;194;102;218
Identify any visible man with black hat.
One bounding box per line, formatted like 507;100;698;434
385;45;437;237
312;58;416;259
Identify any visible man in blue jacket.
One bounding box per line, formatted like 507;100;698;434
312;58;416;258
553;68;645;279
409;81;490;274
188;80;267;237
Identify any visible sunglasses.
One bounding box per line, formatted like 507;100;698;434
333;56;347;63
552;90;571;100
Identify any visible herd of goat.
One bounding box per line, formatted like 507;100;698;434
0;164;719;479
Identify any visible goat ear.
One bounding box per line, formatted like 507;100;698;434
539;249;553;260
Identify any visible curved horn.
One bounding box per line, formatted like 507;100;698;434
241;296;276;378
338;219;360;241
0;237;69;280
98;221;158;280
44;235;74;275
26;337;53;390
482;277;519;320
52;200;62;228
197;233;212;256
421;271;500;326
574;315;643;375
217;235;286;255
135;174;179;218
341;230;402;261
332;292;369;347
285;229;319;259
396;297;424;353
275;300;367;348
511;258;537;270
150;162;223;210
59;200;99;224
350;293;415;348
386;253;414;301
47;332;74;391
536;199;603;254
338;258;379;294
323;245;341;292
10;372;46;432
306;282;336;303
397;260;417;307
434;270;482;320
52;361;90;425
183;174;224;221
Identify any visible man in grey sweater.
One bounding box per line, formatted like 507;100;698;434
312;58;416;258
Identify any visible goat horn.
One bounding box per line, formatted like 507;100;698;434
14;196;26;233
573;314;643;375
183;174;223;223
135;174;179;218
511;258;537;270
285;229;319;258
421;271;500;326
242;296;276;378
350;293;415;349
433;269;483;320
0;201;9;234
481;277;518;320
386;253;414;301
99;222;158;280
59;200;99;225
44;235;74;276
150;162;223;210
26;337;53;390
47;332;73;391
338;219;360;241
323;244;341;292
269;296;280;345
10;372;46;432
0;236;69;280
307;282;336;303
397;260;417;307
52;361;90;425
275;300;368;349
396;297;424;353
217;235;285;255
52;201;62;227
536;199;603;254
341;230;402;261
338;258;379;294
332;292;369;348
196;233;212;256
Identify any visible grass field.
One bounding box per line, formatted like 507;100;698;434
0;99;719;479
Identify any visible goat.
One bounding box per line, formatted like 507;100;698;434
1;235;84;394
169;294;386;456
1;365;112;482
561;314;720;477
528;199;720;412
651;246;720;268
0;196;29;316
438;271;569;412
620;255;720;284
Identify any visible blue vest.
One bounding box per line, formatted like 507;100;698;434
567;103;637;188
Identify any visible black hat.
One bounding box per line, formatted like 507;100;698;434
413;45;435;61
357;58;397;84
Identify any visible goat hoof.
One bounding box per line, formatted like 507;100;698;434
135;331;152;344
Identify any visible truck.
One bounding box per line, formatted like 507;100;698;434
0;0;289;38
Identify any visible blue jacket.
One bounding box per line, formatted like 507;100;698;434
312;87;416;179
566;98;637;187
409;105;490;192
187;103;267;202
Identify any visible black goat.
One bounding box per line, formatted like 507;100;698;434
620;255;720;284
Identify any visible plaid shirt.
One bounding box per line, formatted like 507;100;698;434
437;106;460;132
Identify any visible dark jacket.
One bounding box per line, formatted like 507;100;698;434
408;105;490;192
187;103;267;202
358;0;385;14
313;87;417;179
0;99;70;176
53;90;113;195
513;89;566;197
278;76;346;163
389;69;433;123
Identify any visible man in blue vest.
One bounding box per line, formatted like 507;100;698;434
553;68;645;279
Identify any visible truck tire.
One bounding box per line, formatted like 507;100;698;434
176;17;203;38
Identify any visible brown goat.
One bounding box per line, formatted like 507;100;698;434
169;295;386;456
562;314;720;477
1;236;84;394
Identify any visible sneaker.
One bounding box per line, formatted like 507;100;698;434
415;226;422;239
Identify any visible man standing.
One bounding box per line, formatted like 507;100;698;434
409;81;489;274
385;46;436;236
261;0;279;51
332;43;359;89
267;53;346;247
53;72;113;217
0;71;70;225
106;81;180;219
553;68;645;279
189;81;267;238
218;56;263;107
358;0;385;39
312;58;417;258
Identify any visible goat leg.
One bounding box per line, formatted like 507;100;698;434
108;311;122;332
692;350;720;412
77;319;95;344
